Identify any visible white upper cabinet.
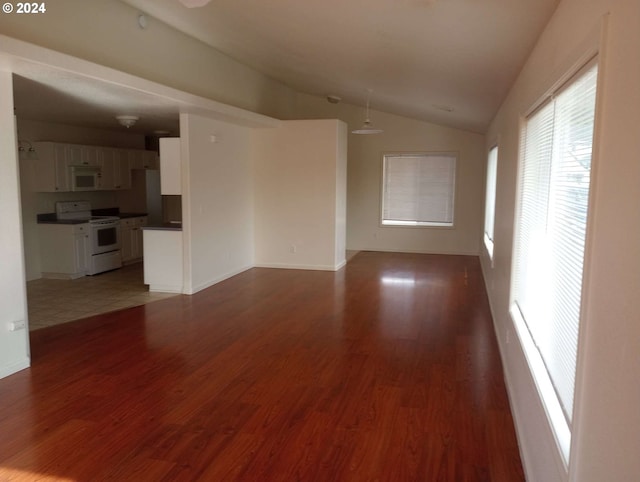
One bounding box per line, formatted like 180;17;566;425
97;148;131;190
98;148;116;190
114;149;132;189
65;143;83;166
28;142;151;192
31;142;70;192
80;146;99;166
129;149;159;170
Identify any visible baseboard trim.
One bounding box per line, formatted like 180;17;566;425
347;247;480;256
254;262;343;271
0;357;30;380
187;265;253;295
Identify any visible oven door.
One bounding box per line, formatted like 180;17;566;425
91;223;121;255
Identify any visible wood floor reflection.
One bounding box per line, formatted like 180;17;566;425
0;252;524;481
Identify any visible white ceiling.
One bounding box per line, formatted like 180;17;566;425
121;0;560;133
9;0;560;135
12;73;182;135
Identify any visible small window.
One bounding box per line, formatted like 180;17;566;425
484;145;498;259
381;153;456;227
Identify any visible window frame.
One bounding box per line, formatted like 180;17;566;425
380;151;458;228
484;144;498;262
510;56;599;466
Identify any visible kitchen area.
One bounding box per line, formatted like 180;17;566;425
11;63;344;334
18;116;184;330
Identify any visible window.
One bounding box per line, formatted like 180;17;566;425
511;60;598;462
381;153;456;227
484;145;498;259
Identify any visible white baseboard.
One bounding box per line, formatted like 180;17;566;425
347;247;480;256
0;357;30;380
254;262;343;271
149;285;183;294
187;265;253;295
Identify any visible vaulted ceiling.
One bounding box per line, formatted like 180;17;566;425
121;0;560;133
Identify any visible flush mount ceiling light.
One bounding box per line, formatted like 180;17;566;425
116;115;139;128
177;0;212;7
352;89;383;135
433;103;455;112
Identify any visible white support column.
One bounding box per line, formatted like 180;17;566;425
0;71;31;378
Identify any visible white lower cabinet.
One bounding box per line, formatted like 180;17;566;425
143;228;183;293
120;216;147;264
38;223;90;279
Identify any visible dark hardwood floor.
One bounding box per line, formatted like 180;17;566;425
0;252;524;481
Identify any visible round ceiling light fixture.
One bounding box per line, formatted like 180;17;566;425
116;115;139;128
433;103;454;112
177;0;212;7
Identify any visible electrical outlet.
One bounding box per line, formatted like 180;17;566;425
289;245;297;254
8;320;25;331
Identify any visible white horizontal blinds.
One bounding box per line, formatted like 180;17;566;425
514;101;555;331
382;154;456;226
514;62;598;426
484;146;498;243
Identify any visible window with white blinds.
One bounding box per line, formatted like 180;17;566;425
484;146;498;258
381;153;456;227
512;60;598;460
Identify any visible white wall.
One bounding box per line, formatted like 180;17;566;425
334;123;348;267
0;0;296;120
17;118;146;280
0;72;30;378
296;94;485;255
252;119;347;270
480;1;640;481
180;113;254;294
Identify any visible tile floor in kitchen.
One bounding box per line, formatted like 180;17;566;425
26;263;178;331
27;252;362;331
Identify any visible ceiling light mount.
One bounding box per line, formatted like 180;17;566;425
116;115;139;128
177;0;212;8
352;89;383;135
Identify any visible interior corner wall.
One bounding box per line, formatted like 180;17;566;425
0;0;297;120
252;119;347;270
479;0;640;481
180;113;254;295
334;122;348;268
295;94;485;256
0;72;30;378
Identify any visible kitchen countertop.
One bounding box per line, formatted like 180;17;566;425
116;212;148;219
142;222;182;231
36;213;85;224
37;218;88;225
37;210;148;224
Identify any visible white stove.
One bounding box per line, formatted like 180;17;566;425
56;201;122;275
55;201;118;223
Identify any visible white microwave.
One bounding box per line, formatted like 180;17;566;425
70;165;101;191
